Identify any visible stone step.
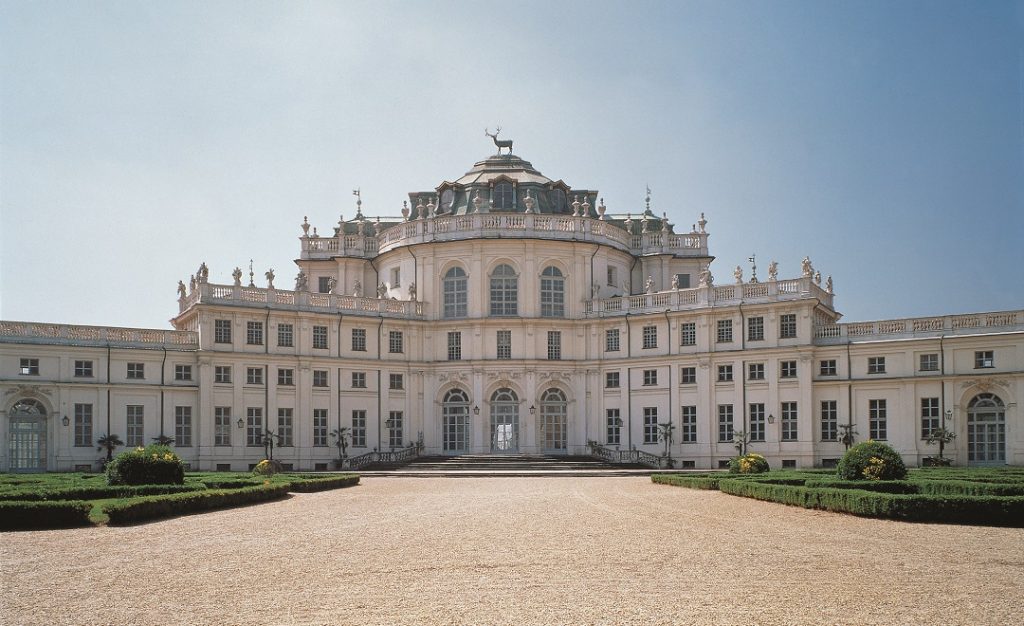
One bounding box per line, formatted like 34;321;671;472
359;453;662;476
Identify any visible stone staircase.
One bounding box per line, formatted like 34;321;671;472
358;454;672;477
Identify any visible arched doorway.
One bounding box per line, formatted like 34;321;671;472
442;388;470;454
967;393;1005;465
490;388;519;453
8;399;48;472
539;388;568;453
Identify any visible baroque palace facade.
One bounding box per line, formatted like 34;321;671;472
2;148;1022;472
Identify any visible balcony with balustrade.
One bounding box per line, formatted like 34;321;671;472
813;310;1024;344
0;321;198;349
176;282;425;320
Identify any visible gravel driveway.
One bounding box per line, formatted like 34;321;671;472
2;476;1022;625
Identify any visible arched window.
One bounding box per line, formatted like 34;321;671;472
443;266;467;318
540;388;567;452
967;393;1005;464
489;264;518;316
490;388;519;452
442;388;470;453
540;266;565;317
493;183;513;210
8;398;47;472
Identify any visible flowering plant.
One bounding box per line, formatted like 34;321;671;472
728;452;770;474
107;444;184;485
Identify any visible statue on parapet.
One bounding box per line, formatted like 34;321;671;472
327;276;338;294
197;262;209;284
826;275;834;294
295;269;308;292
484;126;513;155
265;269;275;289
353;280;362;297
767;261;778;282
189;275;196;293
698;268;713;287
801;256;813;278
644;276;655;294
670;275;679;290
232;267;242;287
177;281;187;300
408;282;417;301
734;266;743;284
377;282;387;299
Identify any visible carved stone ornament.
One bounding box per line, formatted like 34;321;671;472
961;379;1009;392
523;189;535;214
4;385;53;399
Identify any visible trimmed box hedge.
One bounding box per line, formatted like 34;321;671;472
104;484;291;525
286;474;360;492
0;484;205;502
0;500;93;530
651;474;722;490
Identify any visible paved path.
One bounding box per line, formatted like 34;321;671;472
2;477;1022;625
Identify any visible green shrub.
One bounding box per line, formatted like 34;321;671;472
0;500;93;530
651;474;722;490
107;444;185;485
728;453;770;474
285;474;360;492
104;484;290;525
804;479;917;494
252;459;284;476
837;440;907;481
0;483;203;502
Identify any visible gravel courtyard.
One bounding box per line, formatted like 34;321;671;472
2;476;1022;625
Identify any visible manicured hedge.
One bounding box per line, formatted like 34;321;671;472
0;500;93;530
0;484;205;502
718;478;1024;526
651;474;722;490
804;479;918;494
104;484;291;525
804;478;1024;497
192;479;262;490
286;474;360;492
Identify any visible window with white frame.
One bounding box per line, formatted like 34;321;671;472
605;371;620;389
277;408;293;447
606;266;618;287
389;330;404;354
547;331;562;360
312;325;328;350
351;372;366;388
820;400;838;441
312;409;328;447
717;319;733;343
175;406;192;447
246;321;263;345
680;322;696;346
351;328;366;352
869;399;887;440
643;369;658;386
748;363;765;381
351;410;367;447
127;362;144;380
605;329;620;352
214;407;232;446
780;313;797;339
643;407;658;444
214;319;232;343
74;360;93;378
497;330;511;359
680;366;697;384
277;368;294;386
540;266;565;317
389;373;404;390
448;331;462;360
867;356;886;374
717;364;733;382
278;323;294;347
921;397;940;438
820;359;837;376
74;403;93;447
781;402;798;441
443;266;468;318
749;403;765;442
974;350;994;368
493;183;513;210
174;365;192;381
214;365;231;383
717;405;733;442
390;267;401;288
126;405;144;447
642;325;658;349
489;264;518;316
747;316;764;341
312;369;329;388
388;411;403;448
681;406;697;443
606;409;621;445
919;353;939;372
780;360;797;379
246;367;263;385
246;408;263;447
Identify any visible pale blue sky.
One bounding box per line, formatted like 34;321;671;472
2;1;1021;328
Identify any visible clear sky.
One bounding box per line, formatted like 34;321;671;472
2;1;1022;329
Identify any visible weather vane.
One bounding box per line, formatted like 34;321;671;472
353;188;362;219
748;254;758;283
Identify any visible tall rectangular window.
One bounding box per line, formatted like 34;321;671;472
921;397;940;438
214;319;232;344
312;325;328;350
606;409;621;445
820;360;837;376
313;369;329;387
126;362;144;380
351;410;367;447
547;331;561;360
867;356;886;374
869;399;887;440
390;267;401;288
214;407;232;446
174;365;192;381
780;313;797;339
312;409;328;447
643;369;658;386
351;328;367;352
74;360;94;378
680;322;696;346
318;276;332;293
642;325;658;349
351;372;366;388
389;330;404;354
246;408;263;446
821;400;838;441
919;354;939;372
277;408;293;447
605;329;620;352
780;360;797;379
389;373;404;390
277;323;294;347
497;330;512;359
680;366;697;384
748;363;765;381
747;316;764;341
215;365;232;383
749;403;765;442
605;371;620;389
717;319;733;343
246;367;264;385
674;273;690;289
606;266;618;287
717;405;734;442
246;321;264;345
388;411;403;448
448;332;462;361
681;406;697;443
175;406;192;447
643;407;658;445
277;368;294;386
126;405;144;447
74;403;93;447
781;402;798;441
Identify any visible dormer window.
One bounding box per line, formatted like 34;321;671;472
493;183;513;210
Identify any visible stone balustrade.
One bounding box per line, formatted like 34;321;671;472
584;277;832;317
0;321;198;348
300;213;709;260
179;283;425;319
813;310;1024;344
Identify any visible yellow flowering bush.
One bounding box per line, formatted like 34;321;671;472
107;444;185;485
728;452;770;474
252;459;284;476
837;440;906;481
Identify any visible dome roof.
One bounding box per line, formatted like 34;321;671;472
452;154;556;186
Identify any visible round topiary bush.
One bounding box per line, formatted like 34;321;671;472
836;440;907;481
252;459;284;476
728;452;770;474
107;444;185;485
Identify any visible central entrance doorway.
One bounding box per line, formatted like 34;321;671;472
490;388;519;453
968;393;1006;465
8;399;48;472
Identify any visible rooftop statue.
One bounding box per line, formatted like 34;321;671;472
265;269;275;289
177;281;187;299
484;126;513;155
